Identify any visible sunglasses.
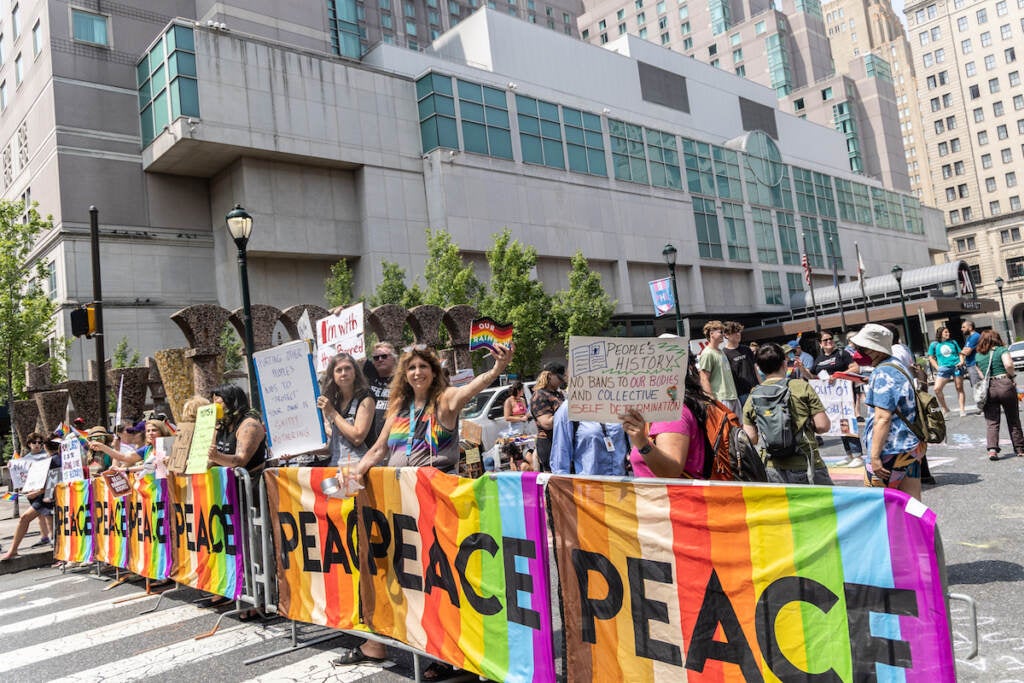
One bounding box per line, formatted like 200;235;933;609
372;354;391;361
821;337;834;342
28;439;44;445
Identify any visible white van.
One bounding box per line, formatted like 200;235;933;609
460;382;537;451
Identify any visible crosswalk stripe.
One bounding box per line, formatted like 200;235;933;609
252;649;396;682
0;575;87;602
0;588;156;636
0;595;60;618
0;603;204;672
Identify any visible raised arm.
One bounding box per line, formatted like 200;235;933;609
441;344;514;416
89;441;141;467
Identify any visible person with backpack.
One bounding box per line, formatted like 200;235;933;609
850;324;924;500
550;402;629;476
742;343;833;485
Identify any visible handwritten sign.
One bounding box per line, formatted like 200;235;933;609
23;458;52;492
8;457;33;489
102;470;132;497
689;339;708;357
315;302;365;372
186;404;218;474
60;435;86;483
154;437;174;479
297;309;315;342
808;379;859;437
470;317;513;353
566;336;687;422
254;339;327;457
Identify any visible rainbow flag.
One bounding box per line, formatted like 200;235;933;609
357;468;554;682
53;481;94;563
469;317;514;353
127;473;173;580
91;476;129;569
0;492;17;501
168;469;244;600
264;467;364;631
546;479;954;682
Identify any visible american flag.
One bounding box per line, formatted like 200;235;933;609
801;253;812;285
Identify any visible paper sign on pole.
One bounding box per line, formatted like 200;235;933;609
186;404;218;474
297;309;315;342
315;302;365;372
808;379;859;437
114;375;124;432
254;339;327;457
60;435;86;483
566;336;688;423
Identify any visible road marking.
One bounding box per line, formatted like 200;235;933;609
0;589;155;636
0;575;87;602
0;603;206;673
251;649;395;682
0;596;61;619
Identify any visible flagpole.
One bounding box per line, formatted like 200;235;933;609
802;238;822;335
829;236;848;336
855;241;871;322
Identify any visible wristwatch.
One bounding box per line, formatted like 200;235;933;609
638;443;653;455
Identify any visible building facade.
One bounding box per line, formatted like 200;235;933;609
6;2;942;382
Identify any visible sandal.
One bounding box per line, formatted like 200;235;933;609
423;661;457;681
988;450;1000;461
237;609;262;622
331;646;387;666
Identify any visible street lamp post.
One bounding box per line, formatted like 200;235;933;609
226;204;260;411
892;265;912;353
995;276;1012;341
662;244;684;337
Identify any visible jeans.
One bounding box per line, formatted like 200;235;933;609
983;376;1024;453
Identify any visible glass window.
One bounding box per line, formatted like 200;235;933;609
682;138;715;196
11;4;20;40
986;176;998;192
693;196;723;259
786;271;804;297
981;31;992;46
0;81;6;111
416;72;458;153
982;153;993;168
712;146;742;199
14;53;22;85
31;20;41;56
722;202;749;261
977;7;988;23
457;80;512;159
974;107;985;122
645;128;680;188
609;119;648;184
752;207;777;263
793;167;817;214
957;16;968;31
563;107;606;176
72;9;108;45
516;95;564;169
801;217;824;267
778;211;800;265
763;271;783;305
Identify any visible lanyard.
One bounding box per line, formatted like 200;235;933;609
406;404;422;461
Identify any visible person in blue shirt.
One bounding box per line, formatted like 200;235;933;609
960;319;982;388
850;324;923;501
549;402;630;476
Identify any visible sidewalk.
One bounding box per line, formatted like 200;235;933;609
0;501;56;575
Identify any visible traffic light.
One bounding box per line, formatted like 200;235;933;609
70;305;97;338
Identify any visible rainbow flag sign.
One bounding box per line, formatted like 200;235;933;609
546;478;955;682
264;467;364;631
168;469;244;600
53;481;94;563
92;476;130;569
127;473;173;580
469;317;514;353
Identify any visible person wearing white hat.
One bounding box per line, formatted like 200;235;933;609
850;323;923;500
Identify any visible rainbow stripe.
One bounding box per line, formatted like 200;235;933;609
92;477;130;569
470;317;514;353
356;468;554;682
168;469;244;600
0;492;17;501
264;468;364;631
53;481;94;563
547;479;954;682
127;473;173;580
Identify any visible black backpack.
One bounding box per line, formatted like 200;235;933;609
702;399;768;483
748;380;798;460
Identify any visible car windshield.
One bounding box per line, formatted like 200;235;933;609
461;388;498;419
1010;342;1024;352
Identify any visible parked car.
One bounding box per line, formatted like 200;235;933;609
460;382;536;451
1008;341;1024;372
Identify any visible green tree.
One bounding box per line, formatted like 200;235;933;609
423;229;482;307
552;251;617;347
324;258;357;309
220;324;244;373
479;230;551;376
368;261;425;309
112;337;142;368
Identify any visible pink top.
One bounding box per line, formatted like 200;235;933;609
630;404;706;478
509;397;527;416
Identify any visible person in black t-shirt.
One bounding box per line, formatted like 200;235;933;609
723;321;759;407
362;342;397;449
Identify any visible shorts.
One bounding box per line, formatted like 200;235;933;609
866;451;921;488
936;365;959;379
766;465;834;486
30;497;55;516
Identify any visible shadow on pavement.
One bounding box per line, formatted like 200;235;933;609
947;559;1024;585
927;472;982;486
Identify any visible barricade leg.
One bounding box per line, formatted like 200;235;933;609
139;581;184;614
949;593;979;659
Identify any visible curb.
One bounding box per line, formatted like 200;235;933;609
0;549;55;575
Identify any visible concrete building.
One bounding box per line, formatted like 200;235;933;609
576;0;910;192
822;0;934;206
905;0;1024;335
7;2;942;381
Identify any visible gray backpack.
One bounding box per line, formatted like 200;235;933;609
748;380;798;459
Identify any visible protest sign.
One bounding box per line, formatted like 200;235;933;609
8;457;32;489
154;436;174;479
469;317;513;353
315;302;365;372
186;404;218;474
60;435;86;482
54;481;94;563
297;309;315;342
254;339;326;456
689;338;709;357
22;458;52;492
809;379;859;437
103;470;132;497
648;277;674;317
114;375;124;434
566;336;687;422
546;477;955;683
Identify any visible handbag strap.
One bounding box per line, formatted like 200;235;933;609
882;361;926;442
981;349;994;379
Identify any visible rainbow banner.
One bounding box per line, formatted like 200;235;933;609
546;479;955;682
264;467;364;631
53;481;94;563
168;469;244;599
127;473;173;580
469;317;514;353
356;468;554;682
91;476;130;568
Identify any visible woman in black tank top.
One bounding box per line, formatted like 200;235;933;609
208;384;267;474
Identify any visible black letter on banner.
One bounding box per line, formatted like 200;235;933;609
844;583;917;677
361;507;391;576
278;512;299;570
571;548;622;643
173;503;185;547
504;537;540;630
755;576;840;682
298;510;322;572
207;505;224;553
54;505;67;537
424;538;460;607
323;517;351;573
345;507;359;573
220;505;238;556
153;502;166;544
685;569;763;681
455;533;501;615
627;557;682;666
392;513;422;590
196;508;211;552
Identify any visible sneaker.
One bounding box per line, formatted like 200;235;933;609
29;537;51;548
959;409;966;418
843;457;865;467
833;455;853;467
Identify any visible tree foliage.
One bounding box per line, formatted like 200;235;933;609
479;230;551;376
368;261;425;309
112;337;142;368
0;200;57;402
220;324;244;373
552;251;617;347
423;229;482;308
324;258;357;309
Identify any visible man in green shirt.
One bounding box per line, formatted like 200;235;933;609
698;320;741;415
742;342;834;485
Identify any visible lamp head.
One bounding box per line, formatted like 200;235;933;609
996;276;1005;291
662;243;677;267
891;264;903;283
225;204;253;248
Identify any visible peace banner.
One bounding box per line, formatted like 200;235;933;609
546;479;955;682
91;476;130;569
53;480;94;563
168;469;244;599
264;467;363;631
127;473;173;580
356;468;555;683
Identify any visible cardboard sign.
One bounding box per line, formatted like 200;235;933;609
154;436;174;479
22;458;52;492
8;457;33;489
254;339;327;456
186;404;218;474
808;379;859;437
167;424;193;474
566;336;688;422
315;302;365;372
102;470;132;497
60;435;86;483
461;420;483;446
469;317;514;353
